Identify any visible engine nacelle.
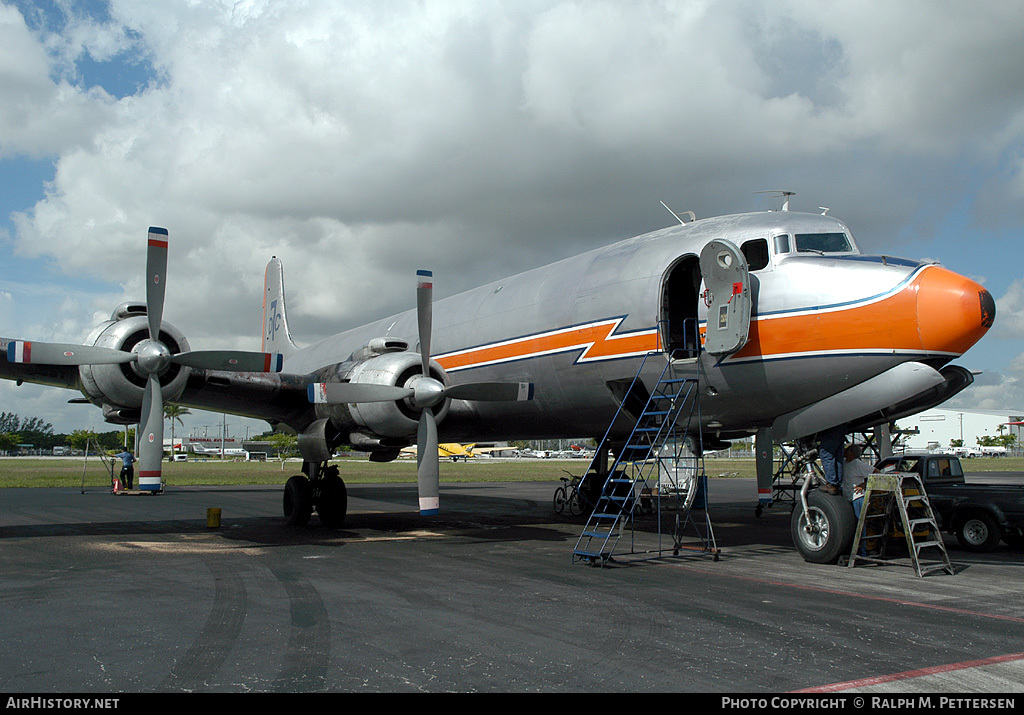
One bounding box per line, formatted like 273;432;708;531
317;351;450;440
78;303;192;417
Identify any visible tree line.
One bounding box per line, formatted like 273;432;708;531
0;412;131;455
0;409;294;459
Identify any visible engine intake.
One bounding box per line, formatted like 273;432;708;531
79;311;192;416
315;351;450;440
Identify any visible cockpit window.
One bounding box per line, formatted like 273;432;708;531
741;238;770;271
773;234;791;254
794;232;853;253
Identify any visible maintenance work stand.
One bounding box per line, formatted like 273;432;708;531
844;472;954;577
571;353;718;567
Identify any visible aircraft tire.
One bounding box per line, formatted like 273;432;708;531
791;489;856;564
284;475;313;526
317;471;348;528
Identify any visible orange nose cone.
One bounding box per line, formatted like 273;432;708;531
916;266;995;357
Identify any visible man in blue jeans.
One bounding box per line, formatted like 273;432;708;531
817;425;846;495
114;449;136;490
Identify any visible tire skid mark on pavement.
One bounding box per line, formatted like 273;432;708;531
269;566;331;692
160;558;247;691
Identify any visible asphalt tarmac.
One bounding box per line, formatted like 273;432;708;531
1;473;1023;695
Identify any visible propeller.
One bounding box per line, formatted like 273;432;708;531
7;227;285;491
308;269;533;515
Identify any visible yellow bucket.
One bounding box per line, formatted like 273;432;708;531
206;508;221;528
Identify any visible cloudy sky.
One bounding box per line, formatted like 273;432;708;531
2;0;1024;437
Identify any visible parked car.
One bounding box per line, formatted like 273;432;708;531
875;452;1024;551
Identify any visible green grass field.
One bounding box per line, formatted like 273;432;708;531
1;455;1021;490
0;456;756;489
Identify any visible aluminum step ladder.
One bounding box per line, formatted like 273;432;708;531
846;473;954;577
572;357;711;566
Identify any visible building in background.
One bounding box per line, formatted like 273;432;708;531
896;408;1024;455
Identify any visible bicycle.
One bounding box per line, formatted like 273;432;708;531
553;472;585;516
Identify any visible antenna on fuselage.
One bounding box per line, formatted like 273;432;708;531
755;190;796;212
660;201;695;225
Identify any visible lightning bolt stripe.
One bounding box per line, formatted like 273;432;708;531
433;264;984;373
434;318;660;373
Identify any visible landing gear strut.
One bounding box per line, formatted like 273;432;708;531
283;461;348;528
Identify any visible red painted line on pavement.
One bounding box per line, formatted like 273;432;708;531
791;652;1024;693
662;563;1024;624
659;563;1024;691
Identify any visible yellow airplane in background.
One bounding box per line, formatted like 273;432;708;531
401;443;477;462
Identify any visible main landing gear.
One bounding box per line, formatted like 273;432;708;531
283;461;348;528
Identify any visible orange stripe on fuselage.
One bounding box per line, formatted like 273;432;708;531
435;319;660;372
433;264;986;372
733;264;985;361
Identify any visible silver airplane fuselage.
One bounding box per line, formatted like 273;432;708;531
265;210;992;450
0;208;995;538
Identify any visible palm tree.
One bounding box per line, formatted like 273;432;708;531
164;404;192;459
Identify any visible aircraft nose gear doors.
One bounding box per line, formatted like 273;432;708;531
699;239;751;356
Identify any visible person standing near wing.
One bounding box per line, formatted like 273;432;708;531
114;449;136;490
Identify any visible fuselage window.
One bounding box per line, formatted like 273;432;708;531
774;234;791;254
794;232;853;253
741;238;770;271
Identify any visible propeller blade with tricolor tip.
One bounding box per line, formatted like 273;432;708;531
137;373;164;492
146;227;168;341
416;406;439;516
171;350;284;372
6;341;136;366
416;270;432;376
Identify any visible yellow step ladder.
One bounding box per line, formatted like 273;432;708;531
846;473;954;577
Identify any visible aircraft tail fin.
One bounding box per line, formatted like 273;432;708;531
263;257;299;358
